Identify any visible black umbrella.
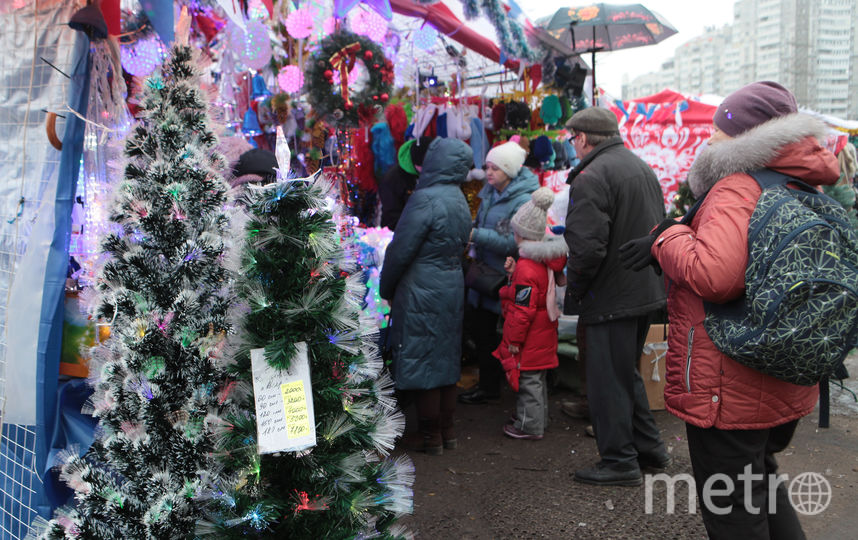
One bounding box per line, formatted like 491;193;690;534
538;4;678;99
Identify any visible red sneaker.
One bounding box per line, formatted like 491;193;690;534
503;424;543;440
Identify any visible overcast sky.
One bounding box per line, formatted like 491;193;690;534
524;0;737;96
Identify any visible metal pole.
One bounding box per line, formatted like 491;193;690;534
591;27;596;103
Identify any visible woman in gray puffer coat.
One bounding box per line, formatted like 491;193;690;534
380;137;473;455
459;141;539;405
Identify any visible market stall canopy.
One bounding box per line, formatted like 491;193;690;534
607;88;715;209
391;0;515;69
613;88;718;125
386;0;583;97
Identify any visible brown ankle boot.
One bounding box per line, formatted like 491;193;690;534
420;417;443;455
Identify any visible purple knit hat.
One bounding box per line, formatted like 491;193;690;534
713;81;798;137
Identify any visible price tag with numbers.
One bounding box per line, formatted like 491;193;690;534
251;342;316;453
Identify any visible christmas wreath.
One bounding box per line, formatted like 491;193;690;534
305;30;394;127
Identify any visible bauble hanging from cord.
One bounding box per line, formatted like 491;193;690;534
285;7;315;39
228;19;272;70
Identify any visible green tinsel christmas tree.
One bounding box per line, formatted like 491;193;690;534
198;151;413;537
668;181;696;219
37;44;232;538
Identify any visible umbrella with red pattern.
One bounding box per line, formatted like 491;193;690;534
537;4;678;98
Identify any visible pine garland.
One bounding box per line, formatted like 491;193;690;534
458;0;538;62
37;44;232;539
199;175;413;538
305;30;394;127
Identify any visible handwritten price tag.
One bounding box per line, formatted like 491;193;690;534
281;381;311;438
251;342;316;454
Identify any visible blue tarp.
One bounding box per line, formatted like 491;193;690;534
34;28;91;517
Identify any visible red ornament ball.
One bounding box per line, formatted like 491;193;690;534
364;50;373;59
380;93;389;101
373;63;380;69
372;95;378;101
323;69;333;79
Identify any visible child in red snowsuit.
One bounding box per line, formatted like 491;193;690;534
493;187;568;440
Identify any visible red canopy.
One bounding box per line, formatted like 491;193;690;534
613;89;717;125
390;0;520;70
609;89;717;209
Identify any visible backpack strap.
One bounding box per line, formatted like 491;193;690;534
748;168;821;196
680;168;824;226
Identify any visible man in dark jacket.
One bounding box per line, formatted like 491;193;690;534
378;136;432;230
563;107;670;486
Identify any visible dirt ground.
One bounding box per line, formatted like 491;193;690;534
395;355;858;539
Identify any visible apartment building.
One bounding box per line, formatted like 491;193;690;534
623;0;858;119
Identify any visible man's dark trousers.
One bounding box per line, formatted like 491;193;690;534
584;313;666;470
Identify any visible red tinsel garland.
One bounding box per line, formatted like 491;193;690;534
384;104;407;149
351;129;376;192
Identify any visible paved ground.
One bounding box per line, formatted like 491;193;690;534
395;355;858;539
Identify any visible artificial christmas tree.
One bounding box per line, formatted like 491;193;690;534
37;43;233;539
667;180;696;219
198;145;413;537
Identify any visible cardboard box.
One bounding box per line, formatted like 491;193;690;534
639;324;668;410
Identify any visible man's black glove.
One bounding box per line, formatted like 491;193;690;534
618;235;657;271
618;218;680;272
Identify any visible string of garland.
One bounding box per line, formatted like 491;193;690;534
461;0;480;19
305;30;394;127
458;0;538;62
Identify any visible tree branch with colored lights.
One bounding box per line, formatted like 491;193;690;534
197;170;413;538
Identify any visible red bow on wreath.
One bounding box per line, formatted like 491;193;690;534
329;42;362;108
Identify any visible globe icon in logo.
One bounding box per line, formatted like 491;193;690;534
789;472;832;516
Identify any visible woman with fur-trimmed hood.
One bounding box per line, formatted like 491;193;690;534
625;82;839;539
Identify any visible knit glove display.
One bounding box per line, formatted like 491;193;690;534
618;218;680;272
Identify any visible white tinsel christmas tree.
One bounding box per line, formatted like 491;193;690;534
37;42;232;539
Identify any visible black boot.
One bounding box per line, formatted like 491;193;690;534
416;388;443;455
440;384;458;449
457;386;500;405
574;463;642;486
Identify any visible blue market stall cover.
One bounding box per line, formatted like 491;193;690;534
35;27;92;516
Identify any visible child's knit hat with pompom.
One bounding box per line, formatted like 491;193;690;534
511;187;555;241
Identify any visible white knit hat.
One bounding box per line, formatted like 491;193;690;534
485;141;527;179
511;187;555;240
